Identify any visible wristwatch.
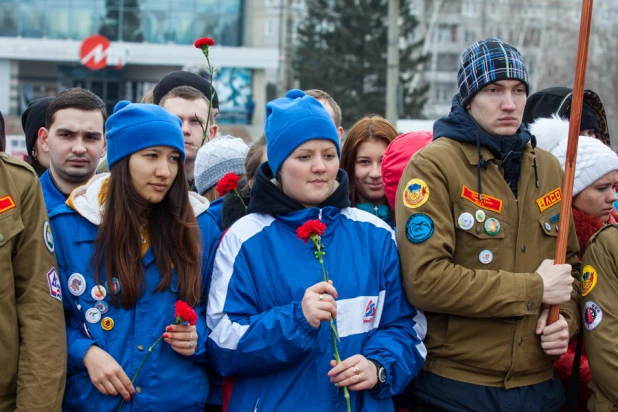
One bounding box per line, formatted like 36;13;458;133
369;359;386;386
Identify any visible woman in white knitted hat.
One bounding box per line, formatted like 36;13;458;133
530;115;618;411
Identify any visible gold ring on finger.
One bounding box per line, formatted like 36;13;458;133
319;294;323;300
352;365;360;374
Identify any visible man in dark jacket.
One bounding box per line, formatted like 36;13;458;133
396;38;581;411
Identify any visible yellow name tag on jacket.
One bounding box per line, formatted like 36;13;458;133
536;188;562;212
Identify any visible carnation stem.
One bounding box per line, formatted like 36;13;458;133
233;190;247;211
115;321;177;411
201;55;215;147
313;235;349;412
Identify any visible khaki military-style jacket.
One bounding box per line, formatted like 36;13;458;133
396;137;580;389
581;224;618;411
0;153;66;411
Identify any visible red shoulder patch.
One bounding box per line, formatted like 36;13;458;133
0;195;16;214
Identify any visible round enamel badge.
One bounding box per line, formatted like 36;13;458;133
457;212;475;230
68;273;87;297
43;220;55;253
475;210;486;222
581;265;598;297
91;285;107;301
403;179;429;209
484;218;501;236
479;249;493;264
583;301;602;331
94;301;109;314
85;307;102;324
101;317;115;331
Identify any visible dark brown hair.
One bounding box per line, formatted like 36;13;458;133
244;135;267;183
305;89;342;128
159;86;214;123
93;156;202;308
340;115;397;206
45;88;107;130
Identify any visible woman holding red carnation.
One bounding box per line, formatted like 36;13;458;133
50;101;220;411
207;90;426;411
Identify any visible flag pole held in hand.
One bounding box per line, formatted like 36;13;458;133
549;0;594;324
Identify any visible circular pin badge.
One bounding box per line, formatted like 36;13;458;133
43;220;55;254
94;301;109;315
68;273;87;297
479;249;494;265
475;210;486;222
484;218;501;236
91;285;107;301
105;278;121;295
457;212;475;230
544;222;552;232
85;307;102;324
101;317;115;331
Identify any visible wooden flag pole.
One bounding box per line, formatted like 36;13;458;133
548;0;595;324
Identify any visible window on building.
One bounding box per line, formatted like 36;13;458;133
434;83;453;104
437;24;457;43
436;53;459;71
462;0;477;17
464;30;476;44
265;18;277;37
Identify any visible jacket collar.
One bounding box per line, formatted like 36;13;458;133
247;162;351;217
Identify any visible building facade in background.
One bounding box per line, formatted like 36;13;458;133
0;0;277;157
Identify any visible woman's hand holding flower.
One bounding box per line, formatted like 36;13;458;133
328;354;378;391
302;280;338;328
163;324;198;356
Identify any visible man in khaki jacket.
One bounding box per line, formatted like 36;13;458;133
396;38;580;410
581;224;618;411
0;145;67;411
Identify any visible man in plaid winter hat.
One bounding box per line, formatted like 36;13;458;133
396;37;580;410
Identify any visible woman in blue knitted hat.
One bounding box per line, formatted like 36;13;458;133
50;101;220;411
206;89;426;411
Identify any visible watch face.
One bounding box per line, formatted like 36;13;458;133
378;367;386;383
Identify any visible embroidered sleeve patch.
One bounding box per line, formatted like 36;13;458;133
461;185;502;213
584;301;602;331
43;220;55;254
0;195;16;214
581;265;598;297
405;213;434;244
46;268;62;301
536;188;562;212
403;179;429;209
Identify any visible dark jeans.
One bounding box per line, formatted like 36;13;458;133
410;370;565;412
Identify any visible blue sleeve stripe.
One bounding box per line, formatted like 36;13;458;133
207;214;276;350
341;207;396;243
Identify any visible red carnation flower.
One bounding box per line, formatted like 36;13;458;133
216;173;241;197
174;300;198;326
194;37;215;48
296;220;327;243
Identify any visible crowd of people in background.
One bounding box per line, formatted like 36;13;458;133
2;36;618;412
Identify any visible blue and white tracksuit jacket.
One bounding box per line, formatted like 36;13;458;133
49;174;220;411
207;164;427;411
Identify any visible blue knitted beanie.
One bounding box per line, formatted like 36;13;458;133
264;89;340;177
106;101;185;169
458;38;529;106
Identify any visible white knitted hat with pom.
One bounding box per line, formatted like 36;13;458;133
530;115;618;196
